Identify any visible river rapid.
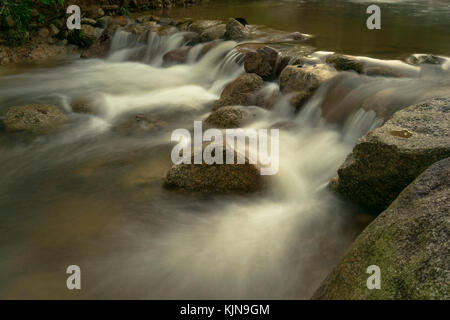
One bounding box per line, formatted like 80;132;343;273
0;1;449;299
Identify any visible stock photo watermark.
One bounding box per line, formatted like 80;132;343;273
366;4;381;30
66;265;81;290
366;265;381;290
170;121;280;176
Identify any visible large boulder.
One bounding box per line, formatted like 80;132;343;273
314;157;450;300
199;24;226;42
279;64;338;110
244;46;281;81
164;142;267;193
213;73;265;110
4;104;67;134
224;18;249;41
331;97;450;211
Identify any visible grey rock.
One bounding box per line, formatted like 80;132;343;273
213;73;265;110
331;97;450;211
244;46;281;80
224;18;249;41
326;53;364;73
279;64;338;110
188;20;222;33
314;157;450;300
164;141;267;193
205;106;248;128
4;104;67;134
199;24;226;42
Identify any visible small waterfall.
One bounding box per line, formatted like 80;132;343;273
0;23;449;299
107;30;189;66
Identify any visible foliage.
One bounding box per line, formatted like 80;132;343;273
119;6;130;16
0;0;65;46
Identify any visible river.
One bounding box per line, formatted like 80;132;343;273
0;0;449;299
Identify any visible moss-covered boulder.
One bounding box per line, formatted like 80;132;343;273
313;157;450;300
331;97;450;211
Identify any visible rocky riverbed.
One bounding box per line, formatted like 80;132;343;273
0;4;449;299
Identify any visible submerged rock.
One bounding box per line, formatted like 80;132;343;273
164;142;267;193
224;18;249;41
205;106;249;128
163;46;192;65
331;97;450;211
314;157;450;300
244;46;281;81
71;100;99;114
188;20;223;33
4;104;67;134
113;114;168;135
254;85;280;110
326;54;364;73
363;66;409;78
212;73;265;110
279;64;338;110
405;54;446;66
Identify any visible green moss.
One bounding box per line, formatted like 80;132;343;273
1;0;65;46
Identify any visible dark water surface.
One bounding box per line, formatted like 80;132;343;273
156;0;450;58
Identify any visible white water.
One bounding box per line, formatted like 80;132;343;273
0;29;446;299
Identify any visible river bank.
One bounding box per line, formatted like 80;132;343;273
0;2;449;299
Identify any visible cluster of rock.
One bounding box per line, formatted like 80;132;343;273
0;1;201;65
1;11;449;298
314;156;450;300
312;97;450;299
147;17;450;299
330;97;450;211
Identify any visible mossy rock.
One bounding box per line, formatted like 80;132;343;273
331;97;450;211
313;157;450;300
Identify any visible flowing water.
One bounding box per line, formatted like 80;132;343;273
0;0;449;299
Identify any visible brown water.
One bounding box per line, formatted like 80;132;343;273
0;0;449;300
155;0;450;58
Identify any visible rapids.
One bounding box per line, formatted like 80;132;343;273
0;21;448;299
